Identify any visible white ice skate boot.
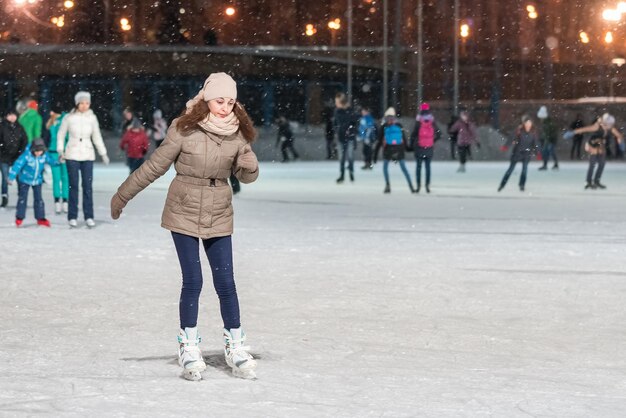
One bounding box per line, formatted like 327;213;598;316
62;201;68;213
55;201;62;214
177;327;206;381
223;327;257;379
85;218;96;228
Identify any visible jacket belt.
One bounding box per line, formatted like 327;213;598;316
175;175;229;187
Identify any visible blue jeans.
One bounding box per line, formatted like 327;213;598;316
339;139;356;177
172;232;240;330
0;163;9;196
541;143;558;166
383;159;413;188
66;160;94;220
16;182;45;220
127;157;144;174
500;158;530;188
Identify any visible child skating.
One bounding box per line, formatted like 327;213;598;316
9;138;62;227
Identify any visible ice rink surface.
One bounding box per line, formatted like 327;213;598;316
2;160;626;417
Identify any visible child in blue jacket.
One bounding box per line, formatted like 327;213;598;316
8;138;61;227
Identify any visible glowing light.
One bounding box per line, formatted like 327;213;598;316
619;2;626;13
305;24;317;36
612;57;626;66
528;11;538;19
526;5;535;13
179;8;185;14
460;23;470;38
605;31;614;44
579;31;590;44
63;0;74;9
225;7;235;16
328;18;341;30
120;17;131;31
603;9;621;21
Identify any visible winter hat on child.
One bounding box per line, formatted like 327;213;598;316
420;103;430;111
537;105;548;119
185;72;237;113
74;91;91;105
521;114;532;124
384;107;397;117
31;138;46;152
27;100;39;111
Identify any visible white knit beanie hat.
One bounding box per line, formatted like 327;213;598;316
74;91;91;105
537;105;548;119
384;107;396;117
185;73;237;113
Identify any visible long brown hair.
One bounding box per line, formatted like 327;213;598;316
177;100;257;143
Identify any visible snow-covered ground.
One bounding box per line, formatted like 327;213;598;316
2;160;626;417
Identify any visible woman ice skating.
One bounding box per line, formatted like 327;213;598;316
409;103;441;193
56;91;110;228
567;113;624;190
109;72;260;381
448;108;479;172
498;115;539;192
374;107;414;194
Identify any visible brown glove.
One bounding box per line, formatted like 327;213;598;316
236;146;258;172
110;192;127;220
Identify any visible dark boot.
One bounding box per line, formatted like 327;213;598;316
336;176;344;184
1;194;7;208
383;183;390;194
594;181;606;189
585;182;596;190
425;184;430;193
349;172;354;182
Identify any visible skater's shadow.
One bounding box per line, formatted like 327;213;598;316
121;351;264;376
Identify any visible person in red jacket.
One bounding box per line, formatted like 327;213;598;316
119;119;150;174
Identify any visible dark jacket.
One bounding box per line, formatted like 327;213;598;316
0;120;29;164
333;108;359;143
540;117;558;145
276;119;294;145
510;127;539;162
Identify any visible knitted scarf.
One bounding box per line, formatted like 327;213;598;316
198;111;239;136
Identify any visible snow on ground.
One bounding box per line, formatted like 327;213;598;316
2;160;626;417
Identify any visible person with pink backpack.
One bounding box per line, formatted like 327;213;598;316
409;103;441;193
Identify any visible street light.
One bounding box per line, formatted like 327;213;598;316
328;18;340;46
225;7;235;16
579;31;590;44
63;0;73;9
120;17;131;31
526;5;538;19
603;9;621;21
605;31;614;44
305;24;316;36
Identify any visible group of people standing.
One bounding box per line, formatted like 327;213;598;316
328;95;625;194
331;93;478;194
0;92;172;228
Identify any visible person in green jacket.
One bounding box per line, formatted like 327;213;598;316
17;99;43;144
537;105;559;170
46;110;69;214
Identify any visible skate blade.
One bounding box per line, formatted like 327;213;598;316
182;369;203;381
232;368;257;380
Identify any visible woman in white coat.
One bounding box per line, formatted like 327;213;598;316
57;91;109;228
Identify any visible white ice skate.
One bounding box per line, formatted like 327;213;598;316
85;218;96;228
54;201;62;215
177;327;206;381
223;327;257;379
62;201;68;213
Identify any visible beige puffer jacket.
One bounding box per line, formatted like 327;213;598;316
115;118;258;239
